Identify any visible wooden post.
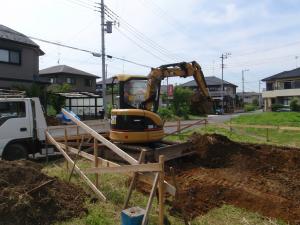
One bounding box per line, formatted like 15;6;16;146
94;138;99;188
177;119;181;133
44;130;49;163
76;126;79;144
64;128;69;170
204;119;207;132
266;128;269;142
142;173;159;225
123;150;146;209
158;155;165;225
229;119;232;137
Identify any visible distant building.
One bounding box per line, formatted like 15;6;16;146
262;67;300;111
237;92;262;105
0;24;46;88
181;76;238;112
39;65;98;92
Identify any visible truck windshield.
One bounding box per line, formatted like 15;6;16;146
0;102;26;119
124;79;147;108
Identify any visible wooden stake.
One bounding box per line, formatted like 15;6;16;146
44;130;49;163
158;155;165;225
68;135;84;182
46;132;106;201
64;128;69;170
94;138;99;188
177;120;181;133
123;150;146;209
142;173;159;225
76;126;79;144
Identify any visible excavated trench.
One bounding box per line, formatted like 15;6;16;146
166;133;300;224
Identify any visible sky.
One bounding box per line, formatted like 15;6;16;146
1;0;300;92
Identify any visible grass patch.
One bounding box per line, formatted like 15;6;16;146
165;124;300;147
42;159;287;225
230;112;300;127
192;205;286;225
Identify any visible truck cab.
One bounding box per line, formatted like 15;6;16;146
0;94;47;160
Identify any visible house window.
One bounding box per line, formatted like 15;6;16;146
85;79;92;87
284;81;292;89
66;77;76;84
0;48;21;64
50;78;56;84
266;82;274;91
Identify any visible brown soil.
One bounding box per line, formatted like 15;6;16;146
46;115;61;126
167;133;300;225
0;160;87;225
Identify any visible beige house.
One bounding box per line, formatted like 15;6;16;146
237;92;262;105
262;67;300;111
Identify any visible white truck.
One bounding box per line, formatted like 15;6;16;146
0;90;108;160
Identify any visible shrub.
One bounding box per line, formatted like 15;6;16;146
157;107;173;121
271;104;284;112
244;104;256;112
47;83;72;114
252;98;259;106
171;86;193;117
290;98;300;112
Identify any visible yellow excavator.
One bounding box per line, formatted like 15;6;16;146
109;61;213;144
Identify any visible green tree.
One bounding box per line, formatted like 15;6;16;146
171;86;193;119
47;83;72;114
290;98;300;111
252;98;259;106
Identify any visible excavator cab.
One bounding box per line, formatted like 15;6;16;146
109;75;164;143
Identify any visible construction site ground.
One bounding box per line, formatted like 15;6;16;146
167;133;300;225
1;132;299;224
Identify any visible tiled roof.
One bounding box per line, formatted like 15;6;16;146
39;65;98;78
181;76;238;87
0;24;44;55
262;67;300;81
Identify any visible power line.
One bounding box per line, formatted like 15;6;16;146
104;5;183;62
106;55;152;68
113;26;169;63
29;36;153;68
139;0;186;33
63;0;95;11
104;8;174;61
29;36;97;55
232;40;300;58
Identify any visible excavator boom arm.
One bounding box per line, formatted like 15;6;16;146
142;61;211;112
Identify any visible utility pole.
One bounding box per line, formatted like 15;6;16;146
220;53;231;113
166;77;169;108
296;56;299;68
258;80;261;108
100;0;106;118
97;0;113;118
241;69;249;106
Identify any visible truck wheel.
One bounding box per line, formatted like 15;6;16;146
2;143;28;161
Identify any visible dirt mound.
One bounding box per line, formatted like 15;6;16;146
168;133;300;224
0;160;87;225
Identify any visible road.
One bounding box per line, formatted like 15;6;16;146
164;110;262;134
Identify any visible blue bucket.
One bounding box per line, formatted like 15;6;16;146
121;207;145;225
